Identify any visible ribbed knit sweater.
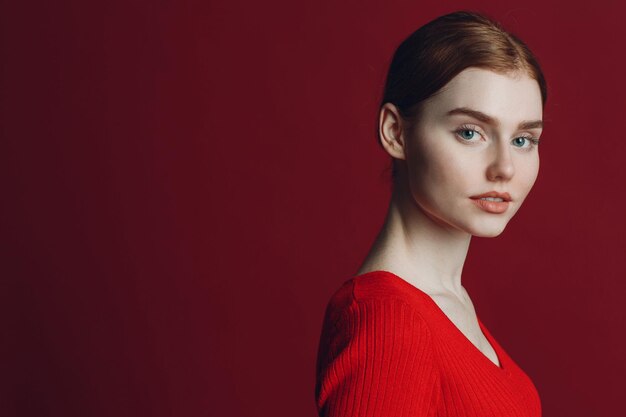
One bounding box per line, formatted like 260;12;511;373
315;270;541;417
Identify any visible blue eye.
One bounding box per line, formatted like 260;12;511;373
512;136;540;149
513;137;528;147
459;129;477;140
455;126;482;141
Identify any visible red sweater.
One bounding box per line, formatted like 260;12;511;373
315;270;541;417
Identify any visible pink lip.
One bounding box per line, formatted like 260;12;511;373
470;191;512;201
470;197;509;214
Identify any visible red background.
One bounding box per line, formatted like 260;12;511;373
3;1;625;416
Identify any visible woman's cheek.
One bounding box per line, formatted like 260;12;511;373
518;157;540;193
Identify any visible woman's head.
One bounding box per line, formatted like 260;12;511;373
378;11;546;237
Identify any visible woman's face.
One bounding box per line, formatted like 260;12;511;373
402;67;543;237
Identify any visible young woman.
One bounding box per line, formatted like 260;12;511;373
315;11;546;417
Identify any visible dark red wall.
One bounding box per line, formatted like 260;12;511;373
3;1;625;416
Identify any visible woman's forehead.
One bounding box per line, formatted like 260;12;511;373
423;67;543;126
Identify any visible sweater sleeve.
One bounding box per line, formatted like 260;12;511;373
315;297;440;417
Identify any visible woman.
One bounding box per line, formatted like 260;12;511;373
315;10;546;417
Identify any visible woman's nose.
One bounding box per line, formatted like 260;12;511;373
486;142;515;182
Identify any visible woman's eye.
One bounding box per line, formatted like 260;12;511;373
457;129;479;140
512;137;531;148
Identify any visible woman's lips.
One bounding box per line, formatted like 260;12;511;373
470;197;510;214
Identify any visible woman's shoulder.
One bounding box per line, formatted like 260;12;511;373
316;273;441;416
323;270;433;322
353;269;434;308
320;276;356;326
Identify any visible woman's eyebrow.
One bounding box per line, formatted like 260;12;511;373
446;107;543;130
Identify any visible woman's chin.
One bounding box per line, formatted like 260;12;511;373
473;228;506;238
466;219;510;237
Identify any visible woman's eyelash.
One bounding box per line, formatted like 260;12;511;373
455;124;541;147
455;124;484;140
511;135;541;147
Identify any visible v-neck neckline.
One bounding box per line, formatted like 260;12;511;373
354;270;507;373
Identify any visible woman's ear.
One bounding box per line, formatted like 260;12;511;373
378;103;407;161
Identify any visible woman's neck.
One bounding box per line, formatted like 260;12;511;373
357;184;472;298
